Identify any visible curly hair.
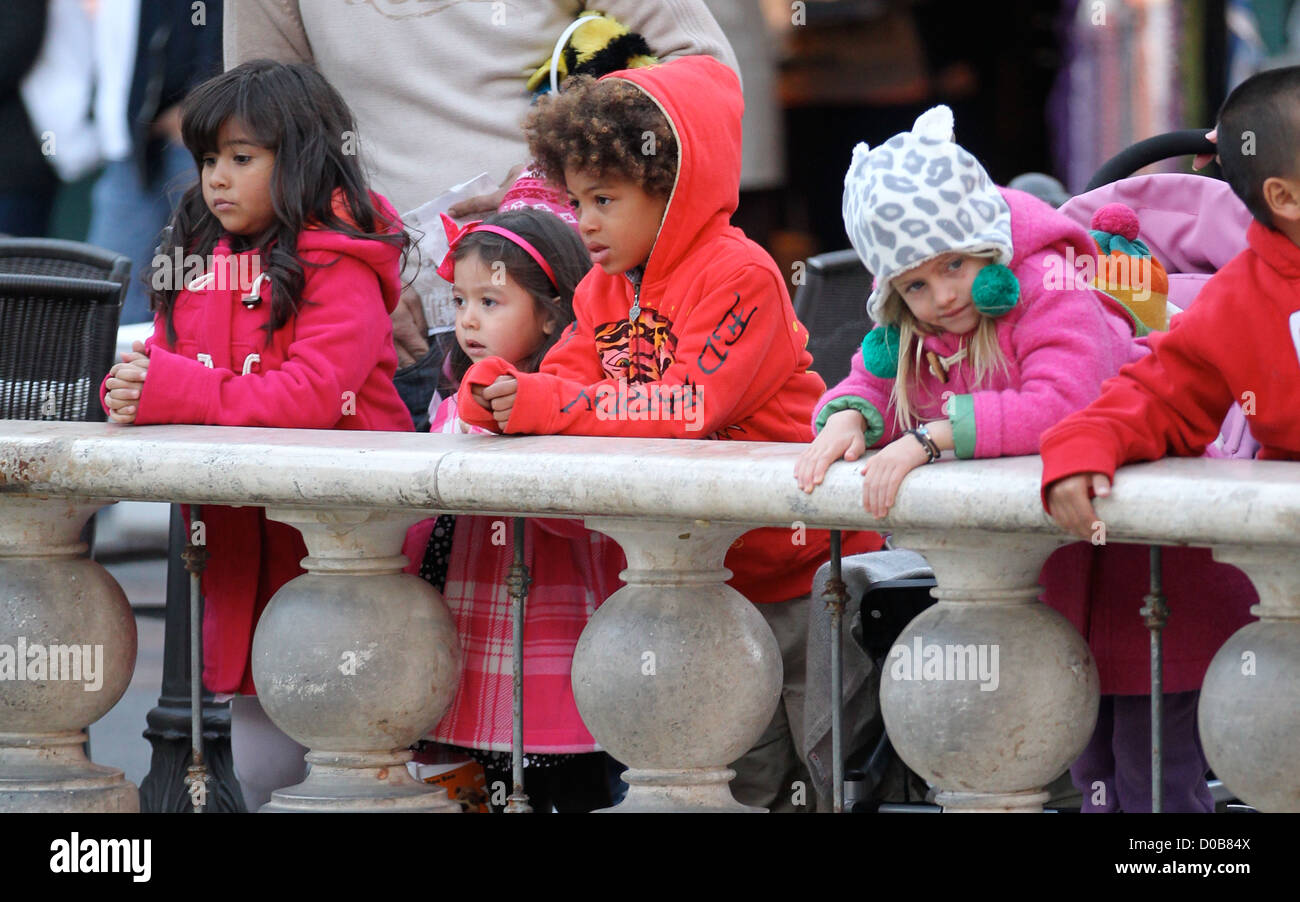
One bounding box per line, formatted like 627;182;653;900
525;74;678;198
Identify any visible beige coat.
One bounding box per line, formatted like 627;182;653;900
225;0;738;213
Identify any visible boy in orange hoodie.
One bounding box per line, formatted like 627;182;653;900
456;55;881;811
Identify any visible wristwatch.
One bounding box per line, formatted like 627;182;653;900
907;424;940;463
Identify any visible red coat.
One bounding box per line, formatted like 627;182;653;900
1040;219;1300;482
456;56;881;603
1040;543;1256;695
104;193;414;693
1038;219;1300;694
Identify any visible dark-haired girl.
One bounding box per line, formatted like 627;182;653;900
100;59;414;810
401;208;625;812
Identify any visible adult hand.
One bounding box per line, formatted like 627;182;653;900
482;375;518;430
392;284;429;368
1193;129;1218;171
1046;473;1112;541
859;433;929;518
794;408;867;493
447;163;526;219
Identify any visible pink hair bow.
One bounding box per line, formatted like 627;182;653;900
437;212;481;283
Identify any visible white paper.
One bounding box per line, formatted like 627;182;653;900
403;172;499;331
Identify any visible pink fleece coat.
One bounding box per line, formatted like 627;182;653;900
102;193;414;694
812;187;1144;457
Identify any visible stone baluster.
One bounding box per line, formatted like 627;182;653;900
254;508;461;812
0;496;138;812
1199;544;1300;812
572;518;782;812
879;530;1099;812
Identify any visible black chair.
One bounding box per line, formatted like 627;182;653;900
792;249;874;388
0;237;133;289
0;274;125;423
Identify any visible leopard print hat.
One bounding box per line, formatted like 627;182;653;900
842;105;1014;325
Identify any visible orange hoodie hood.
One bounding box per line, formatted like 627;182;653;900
602;55;743;284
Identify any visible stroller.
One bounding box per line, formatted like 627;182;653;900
798;130;1261;813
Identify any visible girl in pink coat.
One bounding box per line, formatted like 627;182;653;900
795;105;1244;812
794;105;1143;510
102;60;414;810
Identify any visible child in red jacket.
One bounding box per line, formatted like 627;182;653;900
102;60;414;810
454;56;881;811
1043;66;1300;810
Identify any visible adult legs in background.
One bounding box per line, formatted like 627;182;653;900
729;594;814;813
230;694;309;812
393;330;455;433
86;142;195;324
0;182;56;237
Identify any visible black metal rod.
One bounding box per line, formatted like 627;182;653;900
824;530;847;813
181;504;210;813
1141;545;1168;813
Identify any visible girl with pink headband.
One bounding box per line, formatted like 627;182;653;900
401;208;627;811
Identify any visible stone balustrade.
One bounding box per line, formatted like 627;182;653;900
1;420;1297;812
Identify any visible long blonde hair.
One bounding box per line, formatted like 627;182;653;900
881;256;1011;430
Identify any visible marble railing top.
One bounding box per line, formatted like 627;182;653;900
1;420;1297;547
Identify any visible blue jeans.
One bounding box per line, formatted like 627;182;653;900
87;143;195;324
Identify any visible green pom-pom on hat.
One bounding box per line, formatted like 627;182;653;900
861;324;901;378
972;262;1019;317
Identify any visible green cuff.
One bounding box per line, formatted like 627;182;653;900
948;393;977;459
815;396;886;447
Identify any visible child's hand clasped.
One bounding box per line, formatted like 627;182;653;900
480;375;518;430
105;341;150;425
794;408;868;494
1046;472;1112;540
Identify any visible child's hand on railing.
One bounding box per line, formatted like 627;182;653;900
858;433;928;518
1046;472;1112;540
794;408;868;493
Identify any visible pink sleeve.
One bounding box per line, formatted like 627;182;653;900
811;347;899;447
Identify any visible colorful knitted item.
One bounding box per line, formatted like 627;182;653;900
1089;203;1169;333
499;166;578;230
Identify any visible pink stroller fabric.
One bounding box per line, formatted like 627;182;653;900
1059;173;1259;458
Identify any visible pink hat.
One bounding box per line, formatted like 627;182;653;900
498;166;578;231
